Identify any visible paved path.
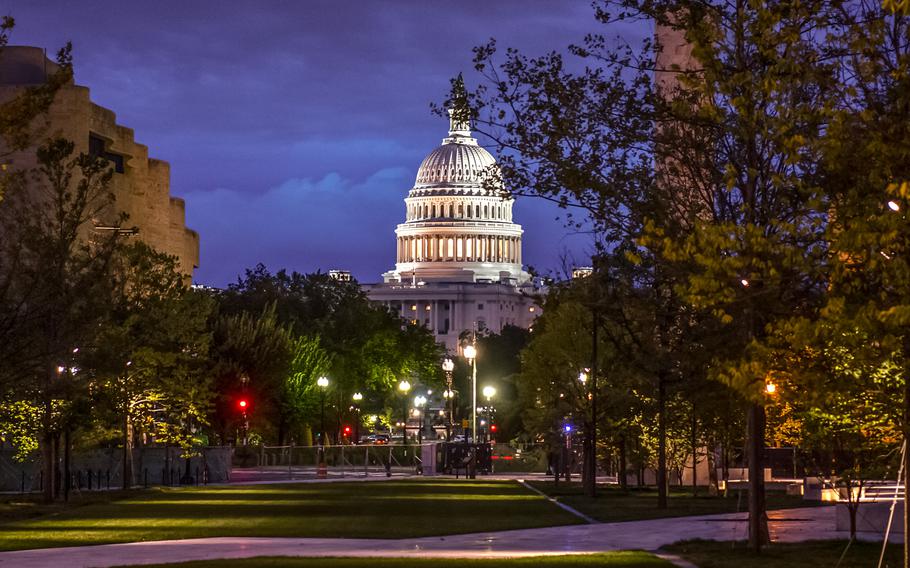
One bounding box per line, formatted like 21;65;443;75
0;506;893;568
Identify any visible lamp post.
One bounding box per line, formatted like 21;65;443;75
463;344;477;442
317;376;329;446
442;358;455;441
398;380;411;444
482;385;496;443
414;394;427;445
352;392;363;443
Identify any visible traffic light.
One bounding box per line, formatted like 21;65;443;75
238;399;249;411
490;424;497;433
343;425;352;437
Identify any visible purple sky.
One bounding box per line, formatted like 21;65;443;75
5;1;648;286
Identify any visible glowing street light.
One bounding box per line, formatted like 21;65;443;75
317;376;329;446
463;343;478;441
888;200;900;212
442;358;455;441
398;380;411;444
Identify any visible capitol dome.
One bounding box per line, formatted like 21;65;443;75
381;105;528;286
414;140;498;188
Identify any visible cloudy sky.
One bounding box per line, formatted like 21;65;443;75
5;1;648;286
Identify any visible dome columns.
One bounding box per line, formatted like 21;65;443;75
396;233;522;264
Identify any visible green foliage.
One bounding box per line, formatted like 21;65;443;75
0;400;42;461
211;265;442;444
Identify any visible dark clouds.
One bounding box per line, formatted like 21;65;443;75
5;1;638;285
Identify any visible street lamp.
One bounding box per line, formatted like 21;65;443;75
442;358;455;441
398;380;411;444
482;386;496;443
414;395;427;444
464;344;477;443
351;392;363;443
317;376;329;446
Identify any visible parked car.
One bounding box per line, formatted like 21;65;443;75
359;433;391;445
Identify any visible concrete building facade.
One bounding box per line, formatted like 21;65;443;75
364;109;542;353
0;46;199;278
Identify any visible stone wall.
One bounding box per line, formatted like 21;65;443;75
0;446;232;492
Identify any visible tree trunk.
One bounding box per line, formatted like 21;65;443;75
747;402;769;552
584;307;599;498
122;413;133;490
657;373;668;509
63;428;71;502
903;350;909;568
41;369;56;503
619;436;628;490
691;412;698;497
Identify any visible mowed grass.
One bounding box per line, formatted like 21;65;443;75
529;482;823;523
664;539;902;567
0;480;582;551
122;553;674;568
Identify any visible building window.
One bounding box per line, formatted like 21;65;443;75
89;134;125;174
411;304;417;311
478;303;484;310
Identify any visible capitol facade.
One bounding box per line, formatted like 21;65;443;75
363;109;542;353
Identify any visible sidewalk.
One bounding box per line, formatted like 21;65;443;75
0;506;888;568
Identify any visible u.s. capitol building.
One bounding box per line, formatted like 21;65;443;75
362;109;543;353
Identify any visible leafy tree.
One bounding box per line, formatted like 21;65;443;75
0;138;120;500
88;242;214;488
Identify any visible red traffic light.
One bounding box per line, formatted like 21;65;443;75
238;399;248;410
343;426;352;436
490;424;497;432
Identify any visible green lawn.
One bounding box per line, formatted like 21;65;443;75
664;539;902;567
0;480;582;551
119;553;674;568
529;482;823;523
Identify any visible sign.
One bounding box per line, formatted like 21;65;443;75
462;419;469;428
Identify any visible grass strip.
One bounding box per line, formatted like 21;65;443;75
0;479;581;551
664;539;901;567
529;482;826;524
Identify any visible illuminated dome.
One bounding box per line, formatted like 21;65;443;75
414;136;498;189
382;105;528;285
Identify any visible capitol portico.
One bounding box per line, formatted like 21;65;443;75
364;102;542;353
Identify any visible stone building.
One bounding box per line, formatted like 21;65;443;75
0;46;199;278
364;108;542;353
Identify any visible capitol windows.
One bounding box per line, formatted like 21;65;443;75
447;238;454;259
456;238;463;259
484;204;488;218
466;238;473;259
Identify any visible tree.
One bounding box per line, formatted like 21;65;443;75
0;138;121;501
215;266;442;445
461;1;841;551
89;242;214;488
